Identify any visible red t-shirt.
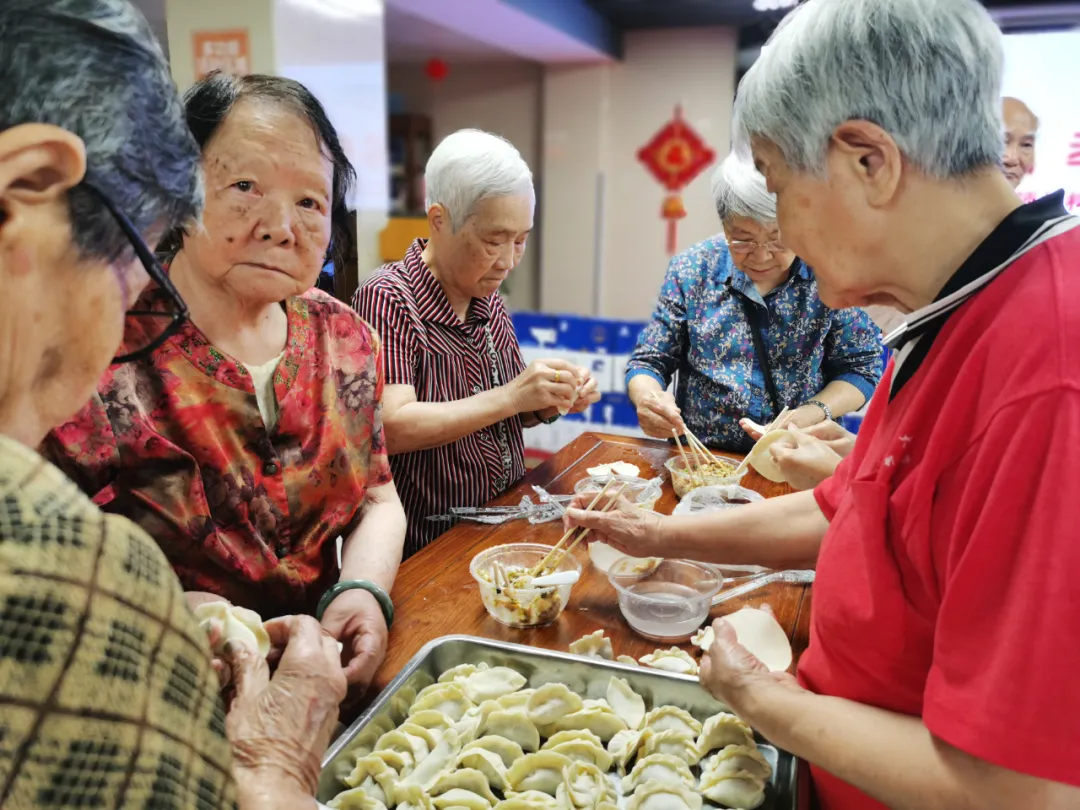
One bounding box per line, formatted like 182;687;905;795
799;225;1080;808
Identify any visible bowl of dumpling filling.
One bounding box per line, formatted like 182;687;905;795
471;543;582;628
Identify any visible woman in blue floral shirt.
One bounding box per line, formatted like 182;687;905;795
627;154;884;452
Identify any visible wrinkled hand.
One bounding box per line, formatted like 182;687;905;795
509;359;581;415
225;615;346;799
185;591;235;689
739;404;825;440
319;588;388;694
636;391;686;438
800;419;857;458
699;612;803;720
766;425;844;491
563;494;664;558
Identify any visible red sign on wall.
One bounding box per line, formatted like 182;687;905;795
193;29;251;80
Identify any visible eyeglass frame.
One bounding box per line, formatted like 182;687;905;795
81;182;189;364
726;237;787;256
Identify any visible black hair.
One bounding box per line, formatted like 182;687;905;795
159;71;357;272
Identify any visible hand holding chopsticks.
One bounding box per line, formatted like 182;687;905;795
532;478;627;577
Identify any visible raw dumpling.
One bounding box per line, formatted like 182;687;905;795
642;706;702;737
367;749;412;777
702;744;772;782
568;630;614;661
429;768;499;805
721;607;794;672
497;688;535;714
375;728;429;765
192;602;271;657
550;704;628;743
546;739;613;772
399;722;441;751
440;662;488;683
638;648;698;675
409;683;475;722
616;655;638;666
344;755;401;802
465;735;526;769
586;462;640;478
543;730;604;750
409;710;454;735
605;677;646;730
482;709;541;752
391;686;418;723
456;747;510;792
606;729;644;773
461;666;528;703
626;779;703;810
527;683;584;725
494;791;559;809
400;730;462;792
431;788;494;810
697;712;755;756
506;751;573;796
556;760;618;809
699;770;767;809
637;729;700;767
453;706;486;746
621;753;696;795
746;429;796;483
691;625;714;652
328;787;389;810
395;784;436;810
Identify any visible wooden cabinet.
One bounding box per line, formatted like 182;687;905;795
389;114;432;215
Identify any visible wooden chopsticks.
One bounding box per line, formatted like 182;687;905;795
531;478;625;577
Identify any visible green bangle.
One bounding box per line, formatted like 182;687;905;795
316;580;394;629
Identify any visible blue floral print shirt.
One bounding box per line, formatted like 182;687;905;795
627;235;884;452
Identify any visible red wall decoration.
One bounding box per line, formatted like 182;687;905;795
637;105;716;255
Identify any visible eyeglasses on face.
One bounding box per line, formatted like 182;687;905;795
727;238;787;256
80;182;189;364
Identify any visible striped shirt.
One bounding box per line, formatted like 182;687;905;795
354;239;526;556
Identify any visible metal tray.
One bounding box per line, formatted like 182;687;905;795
319;635;799;808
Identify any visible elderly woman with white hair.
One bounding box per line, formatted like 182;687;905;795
355;129;600;555
566;0;1080;807
627;152;883;451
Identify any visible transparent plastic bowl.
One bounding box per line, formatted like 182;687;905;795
607;558;723;643
665;454;745;498
470;543;582;629
574;474;661;511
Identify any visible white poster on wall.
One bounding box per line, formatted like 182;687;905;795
1002;31;1080;211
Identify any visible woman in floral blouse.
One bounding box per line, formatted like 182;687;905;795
46;73;406;691
627;153;884;452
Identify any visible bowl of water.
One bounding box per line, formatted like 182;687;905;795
607;558;723;643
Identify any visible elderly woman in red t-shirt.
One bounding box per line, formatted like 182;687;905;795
46;72;406;690
566;1;1080;808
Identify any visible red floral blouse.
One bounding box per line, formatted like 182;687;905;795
44;287;392;618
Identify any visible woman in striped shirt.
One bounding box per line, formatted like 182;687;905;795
356;130;601;555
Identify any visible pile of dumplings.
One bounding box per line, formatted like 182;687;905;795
328;661;772;810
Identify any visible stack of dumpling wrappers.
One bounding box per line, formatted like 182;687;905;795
329;661;772;810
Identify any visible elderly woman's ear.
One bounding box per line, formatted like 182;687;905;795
0;124;87;227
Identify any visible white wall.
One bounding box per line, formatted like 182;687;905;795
388;62;543;310
541;27;738;320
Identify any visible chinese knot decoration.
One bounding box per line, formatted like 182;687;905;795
636;105;716;255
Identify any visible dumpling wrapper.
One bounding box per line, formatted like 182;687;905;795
721;607;794;672
746;429;796;483
586;462;641;478
193;602;271;658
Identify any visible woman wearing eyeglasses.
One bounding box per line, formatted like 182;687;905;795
46;72;407;697
627;153;884;452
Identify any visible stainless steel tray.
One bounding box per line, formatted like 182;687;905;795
319;635;799;808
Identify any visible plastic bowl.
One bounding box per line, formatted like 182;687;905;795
607;558;723;642
574;474;661;511
664;454;745;498
470;543;582;629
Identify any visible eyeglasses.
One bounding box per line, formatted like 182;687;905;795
727;238;787;256
81;182;189;364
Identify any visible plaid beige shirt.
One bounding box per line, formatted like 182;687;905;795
0;435;237;809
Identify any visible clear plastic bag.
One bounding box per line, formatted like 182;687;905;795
672;484;764;516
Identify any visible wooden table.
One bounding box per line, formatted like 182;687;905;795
372;432;810;693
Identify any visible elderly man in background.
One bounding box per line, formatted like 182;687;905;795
566;0;1080;807
0;1;344;808
355;129;599;555
1003;96;1038;189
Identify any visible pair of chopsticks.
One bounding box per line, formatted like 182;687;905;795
672;427;717;481
531;478;627;577
733;406;791;476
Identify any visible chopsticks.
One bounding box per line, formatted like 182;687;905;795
531;478;626;577
672;427;720;487
733;406;791;476
554;483;627;567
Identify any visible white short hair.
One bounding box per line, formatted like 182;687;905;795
733;0;1005;179
425;129;534;231
711;153;776;223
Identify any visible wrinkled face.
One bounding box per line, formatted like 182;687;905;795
1002;100;1037;189
751;138;885;310
181;99;334;301
431;193;534;298
722;214;796;286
